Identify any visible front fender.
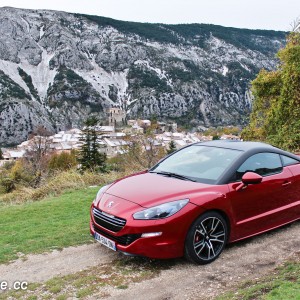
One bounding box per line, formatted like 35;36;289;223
189;190;236;242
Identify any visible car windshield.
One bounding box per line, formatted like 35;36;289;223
151;145;242;184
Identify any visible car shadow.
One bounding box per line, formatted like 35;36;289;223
113;220;300;268
226;219;300;249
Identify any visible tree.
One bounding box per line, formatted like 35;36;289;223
242;30;300;152
0;148;3;160
167;140;177;154
78;117;107;172
115;133;166;171
25;126;53;186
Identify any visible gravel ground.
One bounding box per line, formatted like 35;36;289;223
0;221;299;299
105;221;300;300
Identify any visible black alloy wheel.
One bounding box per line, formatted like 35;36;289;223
185;211;228;264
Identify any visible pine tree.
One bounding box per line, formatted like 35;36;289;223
79;117;107;172
167;140;177;154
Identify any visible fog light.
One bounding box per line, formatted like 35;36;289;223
141;232;162;238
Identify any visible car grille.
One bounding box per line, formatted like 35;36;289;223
94;226;141;246
92;207;126;232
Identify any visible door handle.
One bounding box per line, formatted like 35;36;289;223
282;181;291;187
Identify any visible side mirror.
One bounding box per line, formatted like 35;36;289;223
235;172;263;191
242;172;263;185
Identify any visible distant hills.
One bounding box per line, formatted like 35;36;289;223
0;7;286;145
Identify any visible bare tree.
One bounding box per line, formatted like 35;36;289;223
120;133;166;170
25;126;53;184
290;18;300;32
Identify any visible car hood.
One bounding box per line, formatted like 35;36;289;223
105;172;211;208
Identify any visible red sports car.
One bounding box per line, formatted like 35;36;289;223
90;141;300;264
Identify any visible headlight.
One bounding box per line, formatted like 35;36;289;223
133;199;189;220
93;184;111;205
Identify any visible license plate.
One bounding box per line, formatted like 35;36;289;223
94;232;116;251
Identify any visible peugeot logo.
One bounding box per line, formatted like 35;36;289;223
107;201;114;208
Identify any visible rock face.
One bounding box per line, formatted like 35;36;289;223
0;7;286;145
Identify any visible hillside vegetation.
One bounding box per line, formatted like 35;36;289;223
242;32;300;151
79;13;286;53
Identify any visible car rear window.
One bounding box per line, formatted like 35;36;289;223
281;155;300;167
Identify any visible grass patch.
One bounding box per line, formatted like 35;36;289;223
0;186;99;263
217;253;300;300
0;257;177;299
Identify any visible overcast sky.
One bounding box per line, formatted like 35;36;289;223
0;0;299;31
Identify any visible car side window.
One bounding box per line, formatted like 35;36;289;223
281;155;300;167
235;153;283;181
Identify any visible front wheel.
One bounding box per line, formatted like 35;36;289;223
184;211;228;264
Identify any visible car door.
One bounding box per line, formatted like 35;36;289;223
227;152;295;240
281;155;300;219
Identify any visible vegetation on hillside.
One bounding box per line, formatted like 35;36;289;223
78;13;286;52
0;70;30;100
128;65;172;94
17;67;40;101
47;67;103;111
242;32;300;152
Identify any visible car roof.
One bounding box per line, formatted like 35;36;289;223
195;140;278;152
192;140;300;185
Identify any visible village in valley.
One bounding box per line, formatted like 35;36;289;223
0;108;240;164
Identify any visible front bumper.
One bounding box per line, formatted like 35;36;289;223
90;203;204;259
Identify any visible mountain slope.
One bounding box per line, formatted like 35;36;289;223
0;7;286;145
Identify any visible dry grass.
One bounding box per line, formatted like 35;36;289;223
0;169;139;205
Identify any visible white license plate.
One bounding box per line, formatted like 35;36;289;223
94;232;116;251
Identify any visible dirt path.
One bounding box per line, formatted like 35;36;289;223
0;244;116;283
1;221;299;299
105;221;300;300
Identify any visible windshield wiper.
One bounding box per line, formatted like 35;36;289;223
150;171;196;182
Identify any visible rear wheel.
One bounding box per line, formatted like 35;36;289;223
184;211;228;264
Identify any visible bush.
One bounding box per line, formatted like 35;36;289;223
0;177;15;193
48;151;78;171
10;160;35;184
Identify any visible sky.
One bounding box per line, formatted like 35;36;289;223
0;0;299;31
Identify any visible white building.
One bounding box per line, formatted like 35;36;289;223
103;138;128;157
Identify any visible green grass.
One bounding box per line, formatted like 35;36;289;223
217;255;300;300
0;186;99;264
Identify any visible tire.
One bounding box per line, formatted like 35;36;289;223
184;211;228;264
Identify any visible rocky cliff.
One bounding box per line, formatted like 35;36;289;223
0;7;286;145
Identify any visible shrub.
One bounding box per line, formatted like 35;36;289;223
48;151;78;171
0;177;15;193
10;160;35;184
